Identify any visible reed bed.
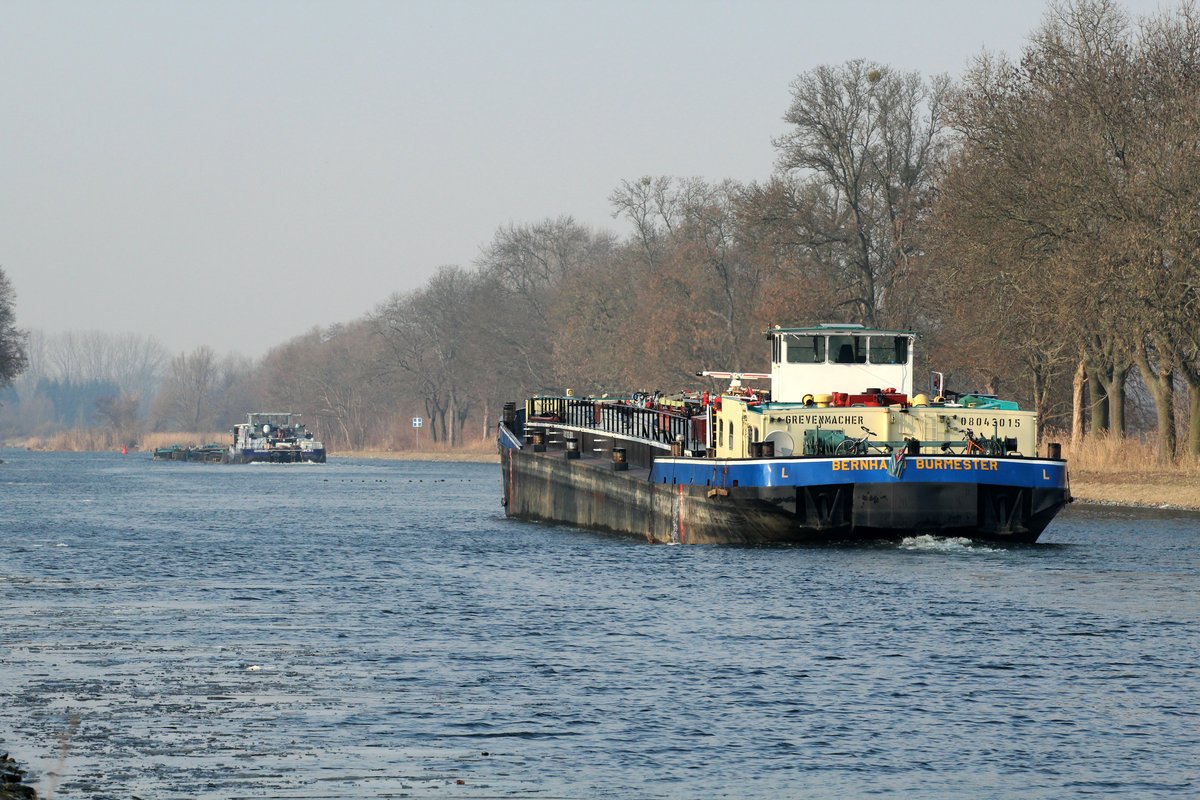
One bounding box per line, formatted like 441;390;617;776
15;430;228;452
1049;430;1200;509
1049;430;1200;475
17;429;125;452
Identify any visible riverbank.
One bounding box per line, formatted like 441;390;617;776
0;754;36;799
334;448;498;463
1058;433;1200;511
1068;471;1200;511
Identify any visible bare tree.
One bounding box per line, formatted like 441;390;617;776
934;0;1200;459
607;177;770;377
0;268;29;391
774;60;951;327
738;178;847;330
260;323;384;450
12;329;166;429
373;268;489;446
477;217;599;326
151;346;219;431
609;176;679;271
475;217;614;392
94;392;142;445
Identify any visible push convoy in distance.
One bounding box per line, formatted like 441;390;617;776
152;412;326;464
497;324;1071;544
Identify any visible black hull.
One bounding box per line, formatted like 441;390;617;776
153;446;225;463
224;450;327;464
501;448;1068;545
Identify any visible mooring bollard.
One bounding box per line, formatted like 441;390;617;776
531;430;546;452
1047;442;1062;460
612;446;628;471
565;436;580;459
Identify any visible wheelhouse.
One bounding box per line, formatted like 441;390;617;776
768;324;915;402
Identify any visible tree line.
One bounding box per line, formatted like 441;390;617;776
1;1;1196;462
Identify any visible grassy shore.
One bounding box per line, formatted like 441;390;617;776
1056;433;1200;510
15;430;229;452
335;448;499;463
1068;471;1200;510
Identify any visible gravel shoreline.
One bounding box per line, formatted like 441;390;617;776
0;753;36;799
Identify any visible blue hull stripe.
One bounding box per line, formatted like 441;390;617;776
498;425;523;450
650;456;1067;490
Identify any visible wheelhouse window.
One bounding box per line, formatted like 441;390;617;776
828;335;867;364
868;336;909;365
786;335;825;364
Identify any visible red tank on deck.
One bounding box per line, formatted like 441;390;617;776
830;388;908;407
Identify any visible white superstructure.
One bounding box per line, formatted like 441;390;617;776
768;324;915;401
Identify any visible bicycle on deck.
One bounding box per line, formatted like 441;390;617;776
834;426;893;456
944;422;1006;456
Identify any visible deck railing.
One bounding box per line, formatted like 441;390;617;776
525;396;706;452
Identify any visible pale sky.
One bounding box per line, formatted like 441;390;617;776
0;0;1173;357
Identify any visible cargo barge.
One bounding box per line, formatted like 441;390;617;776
497;324;1070;544
152;442;226;462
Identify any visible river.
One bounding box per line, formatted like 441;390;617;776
1;451;1197;798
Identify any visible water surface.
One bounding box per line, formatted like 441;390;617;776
1;451;1197;798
